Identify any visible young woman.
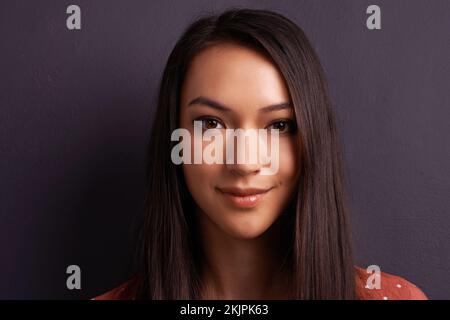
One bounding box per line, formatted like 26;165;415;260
94;8;427;300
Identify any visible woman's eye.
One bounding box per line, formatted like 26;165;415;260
267;120;297;134
196;117;224;130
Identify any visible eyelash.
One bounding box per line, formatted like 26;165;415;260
193;117;297;134
267;119;297;134
194;116;225;130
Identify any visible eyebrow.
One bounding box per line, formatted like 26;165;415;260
187;96;292;113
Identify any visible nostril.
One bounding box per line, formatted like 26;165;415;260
227;162;261;177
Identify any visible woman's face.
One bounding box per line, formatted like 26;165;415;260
180;42;301;240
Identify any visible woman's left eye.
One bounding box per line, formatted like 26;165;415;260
266;120;297;134
196;117;225;130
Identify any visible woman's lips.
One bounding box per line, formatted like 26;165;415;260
216;186;273;208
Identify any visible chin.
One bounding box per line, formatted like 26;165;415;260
222;216;274;240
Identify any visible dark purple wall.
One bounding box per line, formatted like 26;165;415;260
0;0;448;299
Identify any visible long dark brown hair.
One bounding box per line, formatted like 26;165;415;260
135;8;356;299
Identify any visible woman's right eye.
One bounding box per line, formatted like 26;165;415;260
195;117;225;130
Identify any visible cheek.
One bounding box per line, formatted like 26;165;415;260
277;138;301;183
183;162;219;184
182;130;222;182
182;161;222;213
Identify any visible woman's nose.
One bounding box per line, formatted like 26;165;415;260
227;161;261;176
223;129;266;176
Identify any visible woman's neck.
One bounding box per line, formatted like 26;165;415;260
195;209;291;300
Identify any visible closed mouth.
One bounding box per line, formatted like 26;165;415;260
216;186;274;208
216;186;274;196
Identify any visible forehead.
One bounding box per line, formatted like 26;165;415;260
180;43;290;109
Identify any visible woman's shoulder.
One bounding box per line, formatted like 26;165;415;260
91;268;428;300
354;266;428;300
92;275;139;300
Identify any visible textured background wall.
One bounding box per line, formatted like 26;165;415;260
0;0;448;299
